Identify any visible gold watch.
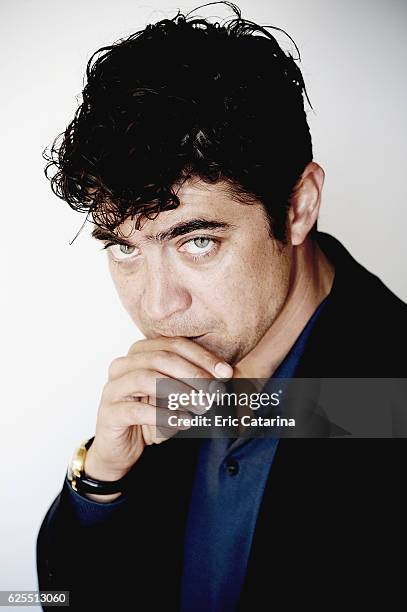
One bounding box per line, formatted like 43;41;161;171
67;437;94;493
66;436;128;495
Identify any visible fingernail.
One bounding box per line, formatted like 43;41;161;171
214;362;233;379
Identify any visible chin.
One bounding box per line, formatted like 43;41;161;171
193;334;241;365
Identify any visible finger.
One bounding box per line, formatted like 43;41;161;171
122;393;210;415
103;369;201;403
127;336;234;379
108;351;216;393
122;394;159;407
141;424;184;445
105;400;187;429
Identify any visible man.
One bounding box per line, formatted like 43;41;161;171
37;3;406;610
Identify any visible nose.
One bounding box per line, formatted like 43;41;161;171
140;259;192;323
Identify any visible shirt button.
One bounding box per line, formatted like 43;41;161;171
225;458;239;476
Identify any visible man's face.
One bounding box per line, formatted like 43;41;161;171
101;178;292;365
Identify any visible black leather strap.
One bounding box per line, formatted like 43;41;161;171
76;473;129;495
76;436;130;495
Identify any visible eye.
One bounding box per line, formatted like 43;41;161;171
104;242;140;262
180;236;214;256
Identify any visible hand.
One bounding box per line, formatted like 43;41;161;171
84;336;233;501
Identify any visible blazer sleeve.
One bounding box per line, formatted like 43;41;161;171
36;475;137;610
36;438;199;611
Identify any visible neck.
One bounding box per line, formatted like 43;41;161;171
234;237;335;379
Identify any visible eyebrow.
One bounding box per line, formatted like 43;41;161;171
91;218;235;246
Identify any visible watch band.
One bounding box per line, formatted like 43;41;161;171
67;436;130;495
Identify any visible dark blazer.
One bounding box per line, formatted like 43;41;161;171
36;232;407;610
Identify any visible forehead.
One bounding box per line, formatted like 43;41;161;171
117;178;261;237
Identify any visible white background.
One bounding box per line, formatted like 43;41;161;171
1;0;406;604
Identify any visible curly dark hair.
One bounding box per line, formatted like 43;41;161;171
44;1;314;243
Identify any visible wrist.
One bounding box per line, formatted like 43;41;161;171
67;437;131;498
84;445;130;482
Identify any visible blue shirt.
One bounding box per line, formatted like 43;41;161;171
65;297;329;609
180;297;329;611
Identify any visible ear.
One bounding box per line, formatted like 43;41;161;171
287;162;325;246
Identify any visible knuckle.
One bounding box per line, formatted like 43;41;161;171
107;356;126;380
127;339;145;355
100;381;112;402
155;350;175;368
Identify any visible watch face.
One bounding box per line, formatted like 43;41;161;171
71;457;84;476
67;441;89;485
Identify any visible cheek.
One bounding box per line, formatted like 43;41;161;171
109;268;140;313
188;263;260;336
217;246;290;328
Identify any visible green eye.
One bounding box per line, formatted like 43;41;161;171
193;237;210;248
181;236;218;260
103;241;140;262
119;244;136;255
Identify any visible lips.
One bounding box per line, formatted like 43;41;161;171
153;333;206;339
